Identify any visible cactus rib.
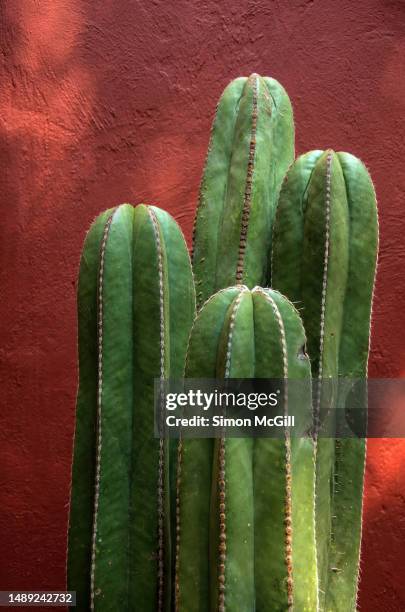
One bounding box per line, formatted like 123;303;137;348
148;206;167;609
90;209;116;609
235;79;258;282
255;287;294;608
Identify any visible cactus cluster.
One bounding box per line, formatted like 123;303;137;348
68;74;378;611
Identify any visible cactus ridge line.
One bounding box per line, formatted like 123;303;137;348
224;289;246;378
174;437;182;612
217;435;227;612
218;290;246;612
90;209;117;611
254;287;294;609
174;316;196;612
236;76;259;283
147;207;167;611
314;151;333;436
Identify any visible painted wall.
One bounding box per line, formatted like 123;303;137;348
1;1;404;609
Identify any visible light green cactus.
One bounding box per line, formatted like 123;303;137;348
271;150;378;611
175;286;317;612
192;74;294;307
67;204;195;611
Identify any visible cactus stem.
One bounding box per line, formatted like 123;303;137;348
90;209;117;611
148;207;167;611
236;75;258;284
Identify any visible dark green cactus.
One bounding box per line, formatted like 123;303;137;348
68;204;195;610
192;74;294;307
271;150;378;611
175;286;318;611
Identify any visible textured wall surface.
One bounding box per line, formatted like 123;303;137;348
0;1;404;610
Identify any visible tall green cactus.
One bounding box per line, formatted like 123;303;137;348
192;74;294;307
68;203;195;610
175;286;318;611
271;150;378;611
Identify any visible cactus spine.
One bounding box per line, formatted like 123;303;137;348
176;286;318;612
68;204;195;610
272;150;378;611
192;74;294;307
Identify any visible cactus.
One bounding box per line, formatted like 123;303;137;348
67;72;380;612
271;150;378;611
67;203;195;610
175;286;318;611
192;74;294;307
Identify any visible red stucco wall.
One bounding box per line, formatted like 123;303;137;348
1;1;405;610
